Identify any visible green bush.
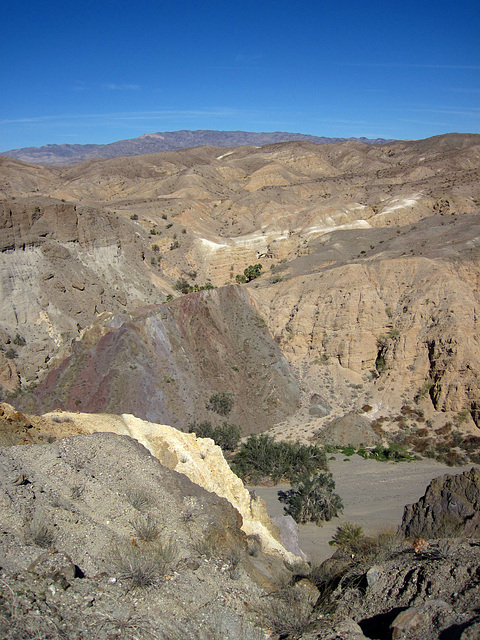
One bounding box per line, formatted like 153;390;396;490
231;434;327;484
278;472;343;525
329;522;364;547
206;392;234;416
188;420;241;452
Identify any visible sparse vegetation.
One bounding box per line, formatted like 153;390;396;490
125;487;154;511
173;277;215;294
415;379;435;402
262;586;314;637
111;538;178;588
27;516;55;548
130;513;162;542
13;333;26;346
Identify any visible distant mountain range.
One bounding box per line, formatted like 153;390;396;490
0;130;395;165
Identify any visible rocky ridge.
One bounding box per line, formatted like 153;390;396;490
0;130;394;166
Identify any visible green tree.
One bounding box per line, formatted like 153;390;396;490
243;264;263;282
278;472;343;525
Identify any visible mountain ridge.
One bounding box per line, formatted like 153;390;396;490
0;129;395;166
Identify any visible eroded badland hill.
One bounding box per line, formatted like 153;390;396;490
1;133;479;441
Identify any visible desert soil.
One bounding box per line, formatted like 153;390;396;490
251;455;480;561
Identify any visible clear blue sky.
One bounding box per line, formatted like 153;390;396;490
1;0;479;151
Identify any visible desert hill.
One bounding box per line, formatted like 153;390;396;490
1;132;479;441
0;129;394;165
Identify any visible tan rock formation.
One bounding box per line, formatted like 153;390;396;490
42;410;301;563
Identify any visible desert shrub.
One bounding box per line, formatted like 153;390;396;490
247;534;262;557
13;333;26;346
125;487;153;511
231;434;327;484
4;347;17;359
130;513;162;542
243;263;263;282
70;484;84;500
436;423;453;436
213;422;241;451
159;609;264;640
130;213;138;220
262;586;313;637
278;472;343;525
340;444;356;457
112;539;178;588
369;443;417;462
189;420;215;440
206;392;234;416
329;522;364;548
192;530;220;559
27;516;55;548
415;379;435;402
174;277;191;292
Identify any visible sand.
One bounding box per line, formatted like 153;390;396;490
251;454;479;561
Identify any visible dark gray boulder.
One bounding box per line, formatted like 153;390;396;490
400;467;480;539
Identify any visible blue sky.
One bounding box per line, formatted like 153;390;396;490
1;0;479;151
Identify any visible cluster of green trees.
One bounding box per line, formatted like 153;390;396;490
278;472;343;525
173;278;215;294
235;264;263;283
230;434;327;484
188;421;241;452
187;391;343;526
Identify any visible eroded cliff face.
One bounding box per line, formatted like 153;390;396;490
250;214;480;431
0;198;169;385
38;409;300;564
19;286;300;434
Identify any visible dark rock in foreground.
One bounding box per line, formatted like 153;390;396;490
400;467;480;539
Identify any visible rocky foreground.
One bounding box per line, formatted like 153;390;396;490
1;405;480;639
